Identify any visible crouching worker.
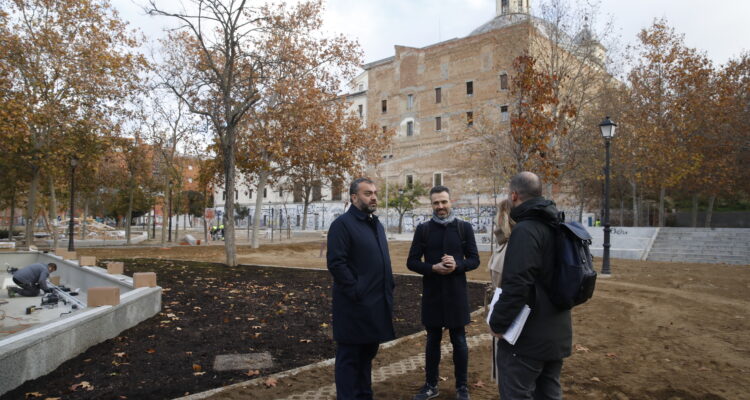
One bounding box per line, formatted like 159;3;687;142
9;262;57;297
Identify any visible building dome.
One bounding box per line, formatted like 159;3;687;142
468;13;532;37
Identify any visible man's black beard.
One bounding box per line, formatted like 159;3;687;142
356;201;376;214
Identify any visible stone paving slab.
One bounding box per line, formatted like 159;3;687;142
213;352;273;372
278;333;493;400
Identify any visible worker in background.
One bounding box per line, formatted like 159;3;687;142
8;263;57;297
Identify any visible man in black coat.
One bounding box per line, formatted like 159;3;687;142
327;177;395;400
489;171;572;399
407;185;480;400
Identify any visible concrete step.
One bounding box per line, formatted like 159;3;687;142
646;248;750;256
647;253;750;264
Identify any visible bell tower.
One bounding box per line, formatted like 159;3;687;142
496;0;530;17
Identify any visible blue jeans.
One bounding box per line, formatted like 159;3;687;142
425;326;468;388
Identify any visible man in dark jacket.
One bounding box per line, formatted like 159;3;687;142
407;185;480;400
489;171;571;399
327;177;395;400
9;263;57;297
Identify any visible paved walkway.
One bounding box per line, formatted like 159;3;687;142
278;333;493;400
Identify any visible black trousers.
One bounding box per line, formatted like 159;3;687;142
425;326;468;388
335;342;379;400
496;346;563;400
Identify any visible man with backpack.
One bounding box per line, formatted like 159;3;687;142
489;171;572;400
407;185;480;400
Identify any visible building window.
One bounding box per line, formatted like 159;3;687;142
263;188;267;198
188;178;193;183
406;174;414;189
382;126;387;134
433;173;443;187
332;180;342;201
466;111;474;126
501;105;509;121
249;189;253;199
406;121;414;136
235;190;238;200
313;181;322;201
358;83;364;91
358;104;363;118
222;191;226;201
500;73;508;90
466;81;473;96
279;188;284;197
435;116;442;131
435;87;442;103
407;94;414;110
381;99;387;113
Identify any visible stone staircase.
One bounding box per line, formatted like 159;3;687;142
646;228;750;265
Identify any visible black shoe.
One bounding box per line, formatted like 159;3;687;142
456;385;470;400
412;383;439;400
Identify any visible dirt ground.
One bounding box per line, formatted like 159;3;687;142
10;241;750;399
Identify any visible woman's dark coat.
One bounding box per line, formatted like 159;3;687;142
407;219;480;328
327;205;395;344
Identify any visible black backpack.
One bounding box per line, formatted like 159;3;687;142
546;212;597;310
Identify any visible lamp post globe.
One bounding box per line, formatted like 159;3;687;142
599;116;617;276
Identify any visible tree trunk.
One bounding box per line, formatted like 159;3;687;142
202;187;208;244
49;178;59;249
126;181;134;245
631;181;638;227
81;198;88;240
9;189;16;242
302;199;310;231
705;195;716;228
251;169;269;249
222;130;238;266
398;212;404;234
658;186;666;227
25;168;40;248
691;194;699;227
161;179;168;245
175;194;180;245
619;196;624;226
578;182;585;224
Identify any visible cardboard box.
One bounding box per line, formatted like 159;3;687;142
49;276;61;286
63;251;77;260
79;256;96;266
106;261;124;275
133;272;157;288
87;287;120;307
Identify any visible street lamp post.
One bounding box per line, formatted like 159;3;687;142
599;116;617;276
68;156;78;251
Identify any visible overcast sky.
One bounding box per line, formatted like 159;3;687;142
112;0;749;68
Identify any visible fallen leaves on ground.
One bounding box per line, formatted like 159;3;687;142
264;377;278;388
473;380;485;388
24;392;42;398
574;344;590;352
245;370;260;377
192;364;202;372
70;381;94;391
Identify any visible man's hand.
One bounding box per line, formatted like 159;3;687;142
490;329;503;339
432;262;452;275
441;254;456;272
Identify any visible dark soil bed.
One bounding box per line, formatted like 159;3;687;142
3;259;487;400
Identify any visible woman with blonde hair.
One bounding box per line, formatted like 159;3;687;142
489;197;515;288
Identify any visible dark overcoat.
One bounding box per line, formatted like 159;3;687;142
327;205;395;344
406;219;480;328
488;197;572;361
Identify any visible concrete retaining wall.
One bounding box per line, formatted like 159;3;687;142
0;251;161;395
